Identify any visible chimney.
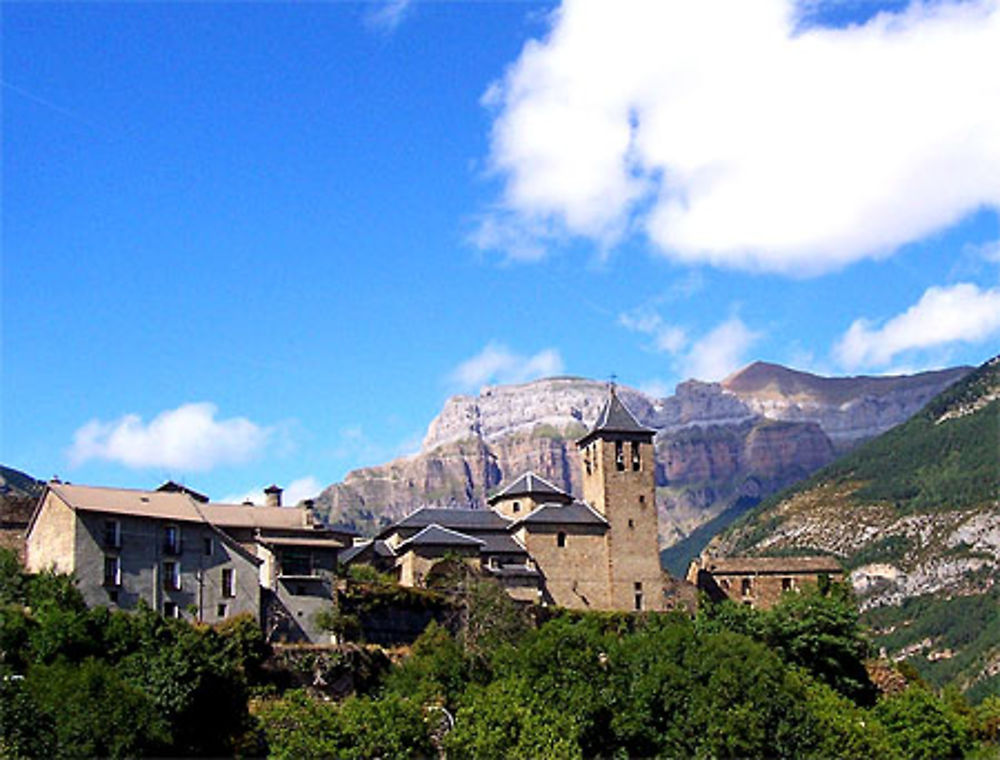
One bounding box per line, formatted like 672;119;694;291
264;484;282;508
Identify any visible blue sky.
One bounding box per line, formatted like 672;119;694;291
3;0;998;504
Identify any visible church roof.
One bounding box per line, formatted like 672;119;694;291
577;387;655;446
385;506;511;534
511;500;609;528
487;471;572;505
396;524;485;551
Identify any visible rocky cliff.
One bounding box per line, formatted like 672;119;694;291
313;363;969;559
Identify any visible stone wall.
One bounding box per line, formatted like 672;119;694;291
25;490;76;575
517;523;611;609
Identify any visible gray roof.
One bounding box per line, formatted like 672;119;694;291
338;539;396;565
478;532;529;555
384;506;510;535
489;565;541;578
512;500;609;528
396;524;486;551
487;471;572;505
578;388;655;445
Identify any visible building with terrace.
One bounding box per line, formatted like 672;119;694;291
25;480;357;642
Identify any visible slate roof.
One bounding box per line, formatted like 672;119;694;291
396;524;486;552
487;471;572;505
578;387;655;446
703;556;843;575
477;532;529;555
339;539;395;565
511;500;609;528
384;506;511;535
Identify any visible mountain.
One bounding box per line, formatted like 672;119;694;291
716;355;1000;700
313;363;970;564
0;464;44;558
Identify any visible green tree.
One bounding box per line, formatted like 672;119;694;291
875;686;973;760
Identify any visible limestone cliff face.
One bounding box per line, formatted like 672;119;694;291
313;365;969;546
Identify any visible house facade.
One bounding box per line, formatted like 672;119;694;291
347;387;670;612
25;481;355;641
686;554;844;609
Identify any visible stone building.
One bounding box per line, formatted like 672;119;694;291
25;480;356;641
686;554;844;609
349;387;669;612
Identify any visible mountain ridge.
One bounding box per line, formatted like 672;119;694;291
313;362;971;558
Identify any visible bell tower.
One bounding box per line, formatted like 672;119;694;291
577;386;664;611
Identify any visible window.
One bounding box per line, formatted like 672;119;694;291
782;577;793;592
741;578;752;597
103;555;121;587
163;561;181;591
631;441;641;471
512;501;521;514
584;455;591;475
634;584;643;610
203;537;213;556
639;494;645;506
163;525;181;555
163;601;179;619
280;549;312;577
222;568;235;598
217;603;228;618
103;519;121;548
557;532;567;548
615;440;625;471
628;519;634;528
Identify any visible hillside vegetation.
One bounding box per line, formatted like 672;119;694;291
719;355;1000;700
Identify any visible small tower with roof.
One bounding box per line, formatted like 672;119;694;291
577;385;664;611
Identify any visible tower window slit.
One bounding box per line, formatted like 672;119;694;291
615;441;625;471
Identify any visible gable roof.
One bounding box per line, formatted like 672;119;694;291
577;387;655;446
156;480;209;503
395;524;486;552
487;471;572;505
382;506;511;536
703;556;843;575
339;539;396;565
511;500;609;528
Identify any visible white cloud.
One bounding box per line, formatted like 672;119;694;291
479;0;1000;273
835;282;1000;368
682;317;761;381
365;0;412;32
638;378;673;399
448;342;564;391
618;308;687;353
70;402;269;472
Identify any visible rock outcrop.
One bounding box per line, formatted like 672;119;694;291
313;364;970;554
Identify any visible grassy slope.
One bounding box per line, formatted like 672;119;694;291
719;356;999;700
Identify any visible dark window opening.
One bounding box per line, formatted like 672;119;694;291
103;520;121;548
103;556;120;587
615;440;625;471
163;525;181;555
108;590;119;604
631;441;641;471
203;537;213;556
557;532;567;548
280;549;313;577
222;568;235;598
217;603;228;618
639;494;645;505
741;578;752;596
634;593;643;611
782;577;793;592
163;601;179;618
628;519;634;528
163;561;181;591
584;456;591;475
512;501;521;513
634;581;643;591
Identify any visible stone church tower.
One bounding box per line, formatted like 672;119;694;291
578;387;665;611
